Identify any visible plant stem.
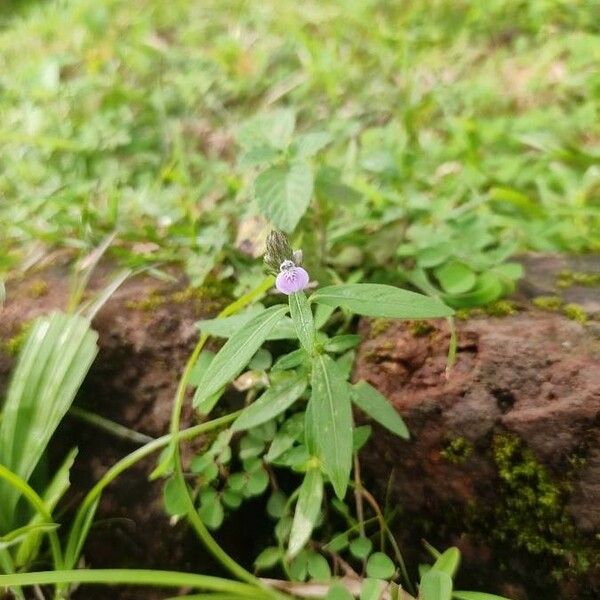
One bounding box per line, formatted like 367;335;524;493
168;277;288;600
69;406;155;445
64;414;240;570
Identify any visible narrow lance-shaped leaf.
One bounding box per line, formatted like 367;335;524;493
420;570;453;600
193;305;289;409
288;468;323;558
431;547;461;579
310;355;353;499
452;593;513;600
0;313;98;530
232;375;308;432
289;292;315;354
311;284;454;319
351;381;409;440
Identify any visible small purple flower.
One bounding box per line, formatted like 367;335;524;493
276;260;309;295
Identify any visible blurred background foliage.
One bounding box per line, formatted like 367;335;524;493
0;0;598;303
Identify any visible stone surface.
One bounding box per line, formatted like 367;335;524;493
353;255;600;599
0;259;227;600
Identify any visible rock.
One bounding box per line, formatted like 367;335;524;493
353;255;600;600
0;260;228;600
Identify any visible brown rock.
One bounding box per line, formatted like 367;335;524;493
353;257;600;599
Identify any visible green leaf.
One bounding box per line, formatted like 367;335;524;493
254;161;314;232
432;547;461;579
352;425;372;451
443;273;503;309
326;583;354;600
232;375;307;432
16;447;78;567
420;569;453;600
193;304;289;410
267;108;296;149
310;355;353;499
198;490;224;530
349;536;373;559
289;291;316;354
324;334;362;353
307;552;331;581
366;552;396;579
288;469;323;558
197;308;295;340
244;466;269;496
292;132;332;158
452;592;512;600
434;261;476;295
0;312;98;531
272;348;309;371
311;284;454;319
254;546;282;571
266;490;288;519
416;243;453;268
351;381;409;440
163;476;188;517
360;578;386;600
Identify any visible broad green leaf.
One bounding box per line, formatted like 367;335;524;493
349;536;373;559
288;469;323;558
443;273;503;309
307;552;331;581
311;284;454;319
416;243;453;268
289;292;316;354
326;583;354;600
432;547;461;579
420;570;453;600
352;425;372;451
0;312;98;531
254;161;314;232
193;305;289;409
267;108;296;149
360;578;386;600
198;489;224;529
292;132;331;158
238;145;280;167
310;355;353;499
232;375;307;431
366;553;396;579
351;381;409;440
452;592;512;600
254;546;282;571
434;261;476;295
163;476;188;517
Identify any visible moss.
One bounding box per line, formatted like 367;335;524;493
409;320;435;336
556;270;600;289
3;321;33;356
563;303;588;324
370;318;392;337
126;278;233;312
532;295;563;311
483;299;518;317
483;434;596;577
441;436;474;464
27;279;49;298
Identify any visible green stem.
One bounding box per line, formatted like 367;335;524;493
168;277;288;599
64;413;240;570
0;569;269;597
69;406;155;445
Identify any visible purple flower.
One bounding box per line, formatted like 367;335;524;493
276;260;309;295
